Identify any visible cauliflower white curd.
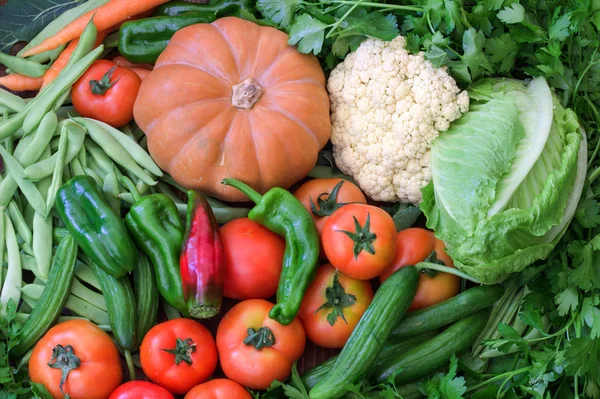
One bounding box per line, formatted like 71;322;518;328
327;35;469;204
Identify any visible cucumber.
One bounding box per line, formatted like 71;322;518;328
134;253;158;347
10;235;78;358
373;309;490;385
309;266;420;399
300;331;438;390
86;255;137;351
389;285;504;341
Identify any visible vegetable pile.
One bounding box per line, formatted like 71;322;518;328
0;0;600;398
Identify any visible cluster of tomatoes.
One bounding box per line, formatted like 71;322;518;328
27;177;462;399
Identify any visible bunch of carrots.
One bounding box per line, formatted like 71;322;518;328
0;0;161;92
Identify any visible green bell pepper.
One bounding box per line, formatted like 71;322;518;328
153;0;255;17
55;176;137;277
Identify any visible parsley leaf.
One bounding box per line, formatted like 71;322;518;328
555;286;580;316
497;3;526;24
549;7;573;41
565;338;600;384
288;14;329;55
424;354;467;399
568;236;600;291
485;33;520;72
256;0;301;28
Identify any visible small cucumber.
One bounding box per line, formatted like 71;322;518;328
389;285;504;341
86;255;137;351
309;266;420;399
373;309;490;385
10;235;78;358
300;330;437;390
134;253;158;347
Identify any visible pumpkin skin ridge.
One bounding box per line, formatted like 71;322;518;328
134;17;331;201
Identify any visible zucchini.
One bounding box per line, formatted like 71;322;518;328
389;284;504;341
86;255;137;351
10;235;78;358
300;331;438;390
134;253;158;347
373;309;490;385
309;266;420;399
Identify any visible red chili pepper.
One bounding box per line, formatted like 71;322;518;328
180;191;224;319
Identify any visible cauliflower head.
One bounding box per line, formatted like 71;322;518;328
328;35;469;204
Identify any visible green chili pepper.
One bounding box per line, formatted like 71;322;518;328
118;14;217;64
222;178;320;326
153;0;255;17
55;176;138;277
122;177;189;316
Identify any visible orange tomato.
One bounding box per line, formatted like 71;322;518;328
140;319;218;395
322;204;397;280
298;264;373;348
216;299;306;390
379;228;460;311
29;320;122;399
184;379;252;399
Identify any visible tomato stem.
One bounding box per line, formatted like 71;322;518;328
314;270;356;326
124;350;136;381
162;337;197;365
244;327;276;350
89;65;119;95
47;344;81;399
336;213;377;259
310;180;355;217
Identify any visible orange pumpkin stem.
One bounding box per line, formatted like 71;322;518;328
232;77;264;109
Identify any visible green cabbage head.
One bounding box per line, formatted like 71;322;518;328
421;77;587;284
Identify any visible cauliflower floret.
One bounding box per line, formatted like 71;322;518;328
328;35;469;204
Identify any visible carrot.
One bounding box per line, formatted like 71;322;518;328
22;0;170;57
41;30;109;89
0;74;43;92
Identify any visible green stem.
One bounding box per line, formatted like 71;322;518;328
416;262;482;284
124;350;136;381
326;0;365;39
467;367;531;391
588;166;600;184
221;178;263;204
323;0;423;12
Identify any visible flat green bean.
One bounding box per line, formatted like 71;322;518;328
20;253;37;273
75;261;101;291
0;144;46;214
55;105;79;120
20;285;109;326
77;146;87;168
12;135;33;161
45;128;69;216
75;117;157;185
84;167;105;187
0;208;4;288
27;45;66;66
70;278;107;311
70;157;85;176
103;170;121;216
156;181;183;204
86;118;163;177
0;214;21;316
23;120;85;181
17;0;110;61
0;89;26;113
84;138;114;173
0;53;47;78
7;201;32;248
32;212;53;280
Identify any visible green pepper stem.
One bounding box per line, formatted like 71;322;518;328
416;262;482;284
120;176;141;202
221;178;263;204
124;350;136;381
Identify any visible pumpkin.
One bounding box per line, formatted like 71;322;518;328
133;17;331;201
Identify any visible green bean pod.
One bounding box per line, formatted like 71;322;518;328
0;213;22;315
0;52;47;78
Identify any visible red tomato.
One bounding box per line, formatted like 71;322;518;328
216;299;306;390
184;379;252;399
298;264;373;348
322;204;397;280
379;228;460;310
293;178;367;236
109;381;174;399
220;218;285;299
71;60;142;127
140;319;218;395
29;320;122;399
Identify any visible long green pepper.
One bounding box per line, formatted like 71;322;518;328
222;178;320;325
123;177;190;316
55;176;138;277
